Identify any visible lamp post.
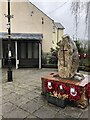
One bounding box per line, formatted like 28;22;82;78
7;0;13;81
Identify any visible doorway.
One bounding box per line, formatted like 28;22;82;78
18;41;39;68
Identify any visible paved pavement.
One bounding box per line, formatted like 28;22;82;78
0;68;89;119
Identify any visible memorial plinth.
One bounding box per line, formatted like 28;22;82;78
41;35;90;109
41;73;90;108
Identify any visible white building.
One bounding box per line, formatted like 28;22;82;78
0;0;64;68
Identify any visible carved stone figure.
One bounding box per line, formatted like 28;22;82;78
57;35;79;78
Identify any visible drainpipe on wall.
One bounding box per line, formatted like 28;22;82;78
39;42;42;69
57;29;58;43
0;40;2;68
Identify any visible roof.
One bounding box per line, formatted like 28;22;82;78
55;22;65;29
28;1;64;29
28;0;54;22
0;32;43;40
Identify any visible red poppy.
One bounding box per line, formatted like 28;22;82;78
55;82;66;95
68;85;83;101
85;83;90;99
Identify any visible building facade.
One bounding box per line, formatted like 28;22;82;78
0;0;64;68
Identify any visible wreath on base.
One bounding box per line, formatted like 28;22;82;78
85;83;90;99
44;80;55;93
44;80;83;102
67;85;83;101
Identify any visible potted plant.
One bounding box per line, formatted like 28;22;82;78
47;91;68;108
55;93;68;108
47;92;56;105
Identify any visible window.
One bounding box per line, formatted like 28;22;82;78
53;25;55;33
33;43;39;58
20;43;26;58
20;42;39;59
28;43;32;58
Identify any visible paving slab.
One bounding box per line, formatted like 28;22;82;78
79;110;88;119
0;115;2;120
3;107;29;118
33;106;58;118
0;97;2;105
2;89;13;97
44;102;63;112
2;102;17;115
79;106;89;119
0;105;2;116
0;86;2;99
20;100;42;113
54;110;72;119
1;68;90;119
3;92;23;104
23;91;40;100
62;106;83;118
24;113;38;119
32;95;48;106
10;95;30;107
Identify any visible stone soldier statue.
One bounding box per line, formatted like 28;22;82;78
57;35;79;79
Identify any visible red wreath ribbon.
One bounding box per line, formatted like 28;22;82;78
68;85;82;101
85;83;90;99
55;82;66;95
44;80;83;101
44;80;55;93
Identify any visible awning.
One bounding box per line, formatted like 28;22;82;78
0;32;43;40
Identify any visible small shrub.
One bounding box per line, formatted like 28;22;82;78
42;52;47;65
48;55;58;64
79;58;90;72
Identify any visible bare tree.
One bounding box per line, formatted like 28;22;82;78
71;2;80;40
87;2;90;41
71;1;90;41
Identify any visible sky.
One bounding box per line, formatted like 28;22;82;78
30;0;88;41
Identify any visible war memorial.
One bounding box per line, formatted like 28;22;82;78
41;35;90;109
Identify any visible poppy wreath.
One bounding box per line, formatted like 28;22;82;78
85;83;90;99
68;84;83;101
55;82;67;95
44;80;55;93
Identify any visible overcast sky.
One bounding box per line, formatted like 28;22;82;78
30;0;88;40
